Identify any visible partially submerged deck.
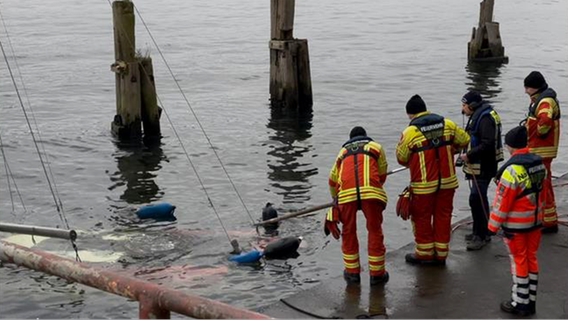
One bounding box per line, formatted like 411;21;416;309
260;216;568;319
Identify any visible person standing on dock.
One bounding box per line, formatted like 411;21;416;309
459;90;504;250
328;126;390;286
396;95;469;265
489;126;546;316
523;71;561;234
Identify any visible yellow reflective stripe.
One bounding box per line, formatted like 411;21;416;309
419;151;427;183
415;249;435;256
543;216;557;222
343;253;359;260
436;251;449;257
364;144;370;186
369;264;385;271
434;242;449;249
344;262;360;269
369;255;385;262
447;146;455;176
544;207;556;214
416;243;435;249
326;208;333;221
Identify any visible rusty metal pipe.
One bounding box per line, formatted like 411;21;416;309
0;222;77;241
0;240;271;319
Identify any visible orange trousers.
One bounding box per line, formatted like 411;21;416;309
504;229;541;307
543;159;557;227
338;200;386;276
409;189;455;261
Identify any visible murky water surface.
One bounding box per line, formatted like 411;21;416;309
1;0;567;317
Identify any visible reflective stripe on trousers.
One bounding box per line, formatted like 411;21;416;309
504;229;541;308
543;159;557;226
339;200;386;276
410;189;455;260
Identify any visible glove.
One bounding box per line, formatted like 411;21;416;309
324;206;341;240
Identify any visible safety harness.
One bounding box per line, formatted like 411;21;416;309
410;114;448;190
495;153;547;230
341;136;378;210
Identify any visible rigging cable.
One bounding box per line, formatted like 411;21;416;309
0;7;63;217
0;131;27;214
104;0;241;244
132;3;257;227
0;35;81;261
0;33;68;228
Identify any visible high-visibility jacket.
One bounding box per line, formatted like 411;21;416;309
526;87;561;159
329;136;388;205
396;112;470;195
489;148;547;233
464;103;504;177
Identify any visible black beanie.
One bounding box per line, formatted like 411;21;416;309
461;90;483;108
524;71;547;89
349;126;367;139
505;126;527;149
406;95;427;115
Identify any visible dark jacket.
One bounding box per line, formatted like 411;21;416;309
465;103;503;180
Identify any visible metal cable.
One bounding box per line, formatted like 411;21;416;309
104;0;235;244
0;39;70;230
0;8;65;217
0;131;27;214
0;132;15;212
132;3;257;226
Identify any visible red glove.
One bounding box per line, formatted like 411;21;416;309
324;206;341;239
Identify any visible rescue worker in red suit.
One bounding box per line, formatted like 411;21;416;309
523;71;561;233
489;126;546;316
396;95;469;264
328;126;390;285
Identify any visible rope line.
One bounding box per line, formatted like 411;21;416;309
0;38;70;230
0;132;15;212
104;0;236;244
0;8;65;219
132;3;257;226
0;131;27;213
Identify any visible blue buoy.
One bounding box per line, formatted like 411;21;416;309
136;203;176;220
229;250;264;263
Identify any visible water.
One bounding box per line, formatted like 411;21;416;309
1;0;567;317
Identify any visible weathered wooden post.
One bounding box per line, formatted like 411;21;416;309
468;0;508;62
111;0;142;139
138;56;161;139
269;0;313;111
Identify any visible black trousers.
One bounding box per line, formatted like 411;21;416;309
469;178;490;238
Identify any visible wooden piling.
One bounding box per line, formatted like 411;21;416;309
468;0;508;63
138;56;161;139
269;0;312;111
111;0;142;139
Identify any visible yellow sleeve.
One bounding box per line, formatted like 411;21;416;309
396;128;414;166
450;120;470;152
329;150;343;198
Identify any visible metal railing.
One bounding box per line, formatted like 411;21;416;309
0;240;272;319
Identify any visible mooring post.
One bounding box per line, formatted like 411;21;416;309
269;0;312;111
467;0;507;62
111;0;142;139
138;56;161;140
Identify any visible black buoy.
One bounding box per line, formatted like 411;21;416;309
263;236;302;259
262;203;280;235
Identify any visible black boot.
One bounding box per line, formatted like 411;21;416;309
405;253;436;265
541;225;558;234
370;272;389;286
343;271;361;284
500;300;531;316
529;301;536;315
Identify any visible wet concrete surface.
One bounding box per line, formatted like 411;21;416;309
259;220;568;319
